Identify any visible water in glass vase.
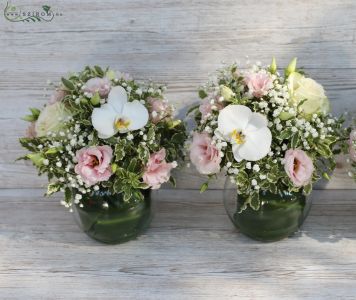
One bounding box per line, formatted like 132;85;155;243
224;179;312;242
72;189;152;244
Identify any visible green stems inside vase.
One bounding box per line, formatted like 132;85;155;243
73;189;152;244
224;187;312;242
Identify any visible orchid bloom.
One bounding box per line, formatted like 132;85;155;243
91;86;149;139
217;105;272;161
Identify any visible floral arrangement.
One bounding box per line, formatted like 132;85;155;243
348;127;356;181
19;66;187;209
188;58;350;210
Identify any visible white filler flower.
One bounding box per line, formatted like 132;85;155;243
217;105;272;161
91;86;149;139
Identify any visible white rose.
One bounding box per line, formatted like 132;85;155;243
288;72;330;116
35;102;71;137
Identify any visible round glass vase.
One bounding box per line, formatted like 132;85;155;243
72;189;152;244
223;178;312;242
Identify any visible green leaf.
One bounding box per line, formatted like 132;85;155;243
46;182;61;196
123;187;132;202
64;188;72;203
291;133;299;148
146;127;155;141
30;108;41;118
42;5;51;13
303;183;312;195
278;128;293;140
113;179;124;194
323;136;338;146
316;143;332;158
267;173;278;183
94;65;104;77
249;192;260;210
22;114;36;122
132;181;149;190
78;119;91;126
138;144;149;161
90;92;100;106
15;155;29;162
19;138;36;151
279;111;294;121
322;172;331;180
269;183;278;194
236;170;248;184
167;119;182;129
186;104;199;116
106;69;116;80
128;158;138;173
171;132;186;144
114;141;126;161
198;90;208;99
200;182;208;193
27;153;44;167
61;77;75;91
45;148;60;155
132;190;144;202
169;176;176;188
111;163;118;173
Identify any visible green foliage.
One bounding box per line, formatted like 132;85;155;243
22;107;41;122
198;90;208;99
290;133;300;148
90;92;100;106
61;77;75;91
64;188;72;203
200;182;208;193
186;104;199;116
248;192;260;210
46;183;61;196
94;65;104;77
113;167;148;202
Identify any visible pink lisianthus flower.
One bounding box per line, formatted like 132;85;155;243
349;129;356;162
26;122;37;138
284;149;314;187
74;145;113;186
199;98;223;119
189;132;221;175
143;148;176;189
199;100;213;119
83;77;111;98
48;89;67;104
148;97;173;124
244;71;273;98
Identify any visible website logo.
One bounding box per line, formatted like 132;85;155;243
4;2;63;22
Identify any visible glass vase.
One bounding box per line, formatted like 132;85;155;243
72;189;152;244
224;178;312;242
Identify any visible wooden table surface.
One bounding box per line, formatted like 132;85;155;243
1;188;355;299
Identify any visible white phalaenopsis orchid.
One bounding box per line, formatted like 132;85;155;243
217;105;272;161
91;86;149;139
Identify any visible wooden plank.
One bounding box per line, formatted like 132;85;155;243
0;188;355;299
